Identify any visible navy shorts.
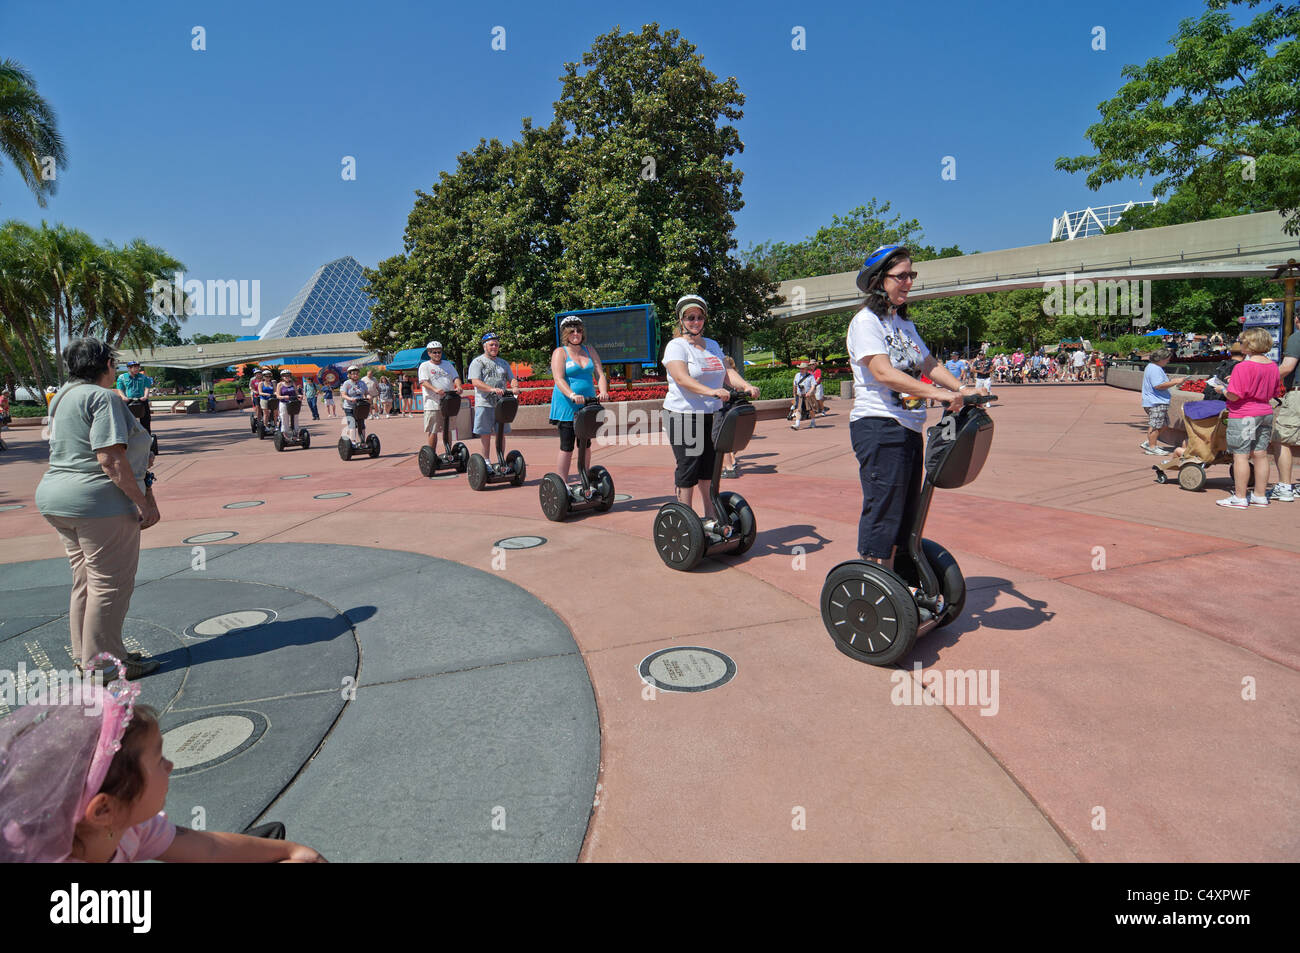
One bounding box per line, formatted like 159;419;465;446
850;416;924;560
551;419;576;452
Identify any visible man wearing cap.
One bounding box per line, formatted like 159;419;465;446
115;361;154;432
468;332;519;458
418;341;462;455
792;362;817;430
340;365;366;443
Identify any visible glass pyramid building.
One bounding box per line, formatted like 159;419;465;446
258;256;375;339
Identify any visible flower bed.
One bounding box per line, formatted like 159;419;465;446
1178;379;1208;393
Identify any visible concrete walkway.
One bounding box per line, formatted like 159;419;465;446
0;386;1294;861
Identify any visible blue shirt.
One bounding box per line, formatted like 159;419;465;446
945;360;962;378
1142;362;1171;406
115;372;153;399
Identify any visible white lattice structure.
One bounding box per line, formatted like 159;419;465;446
1051;200;1159;241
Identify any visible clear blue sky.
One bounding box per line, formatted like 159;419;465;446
2;0;1215;337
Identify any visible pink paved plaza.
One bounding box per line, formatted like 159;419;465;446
2;383;1295;861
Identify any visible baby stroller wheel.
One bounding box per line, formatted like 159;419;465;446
1177;463;1206;491
1153;466;1168;484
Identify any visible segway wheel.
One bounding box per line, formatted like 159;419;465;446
274;431;285;452
150;434;158;457
250;415;258;434
1177;463;1206;491
539;474;571;522
506;450;526;487
418;445;436;478
258;420;268;440
299;429;310;449
452;443;469;473
590;465;615;512
820;561;919;666
367;434;381;458
921;539;965;629
717;491;757;554
467;454;488;491
338;438;352;462
653;503;706;571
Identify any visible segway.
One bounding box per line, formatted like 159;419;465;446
272;398;311;452
417;392;469;477
652;390;758;571
539;396;615;520
466;394;524;490
820;394;997;666
127;398;158;457
338;398;380;461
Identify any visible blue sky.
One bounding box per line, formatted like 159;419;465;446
2;0;1216;336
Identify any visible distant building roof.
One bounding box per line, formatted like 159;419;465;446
258;256;375;339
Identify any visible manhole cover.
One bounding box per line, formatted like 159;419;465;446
639;646;736;693
0;504;26;512
183;531;239;544
222;501;264;509
493;536;546;550
280;474;310;480
314;492;351;500
163;711;268;775
186;609;277;639
614;494;632;502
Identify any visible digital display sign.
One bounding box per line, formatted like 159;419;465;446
555;304;658;365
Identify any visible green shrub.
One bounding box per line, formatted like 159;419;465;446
8;402;47;418
756;370;799;400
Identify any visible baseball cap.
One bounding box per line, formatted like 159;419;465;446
126;360;140;367
426;341;442;350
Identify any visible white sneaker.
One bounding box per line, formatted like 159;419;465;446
1216;495;1248;508
1247;492;1270;507
1268;483;1295;502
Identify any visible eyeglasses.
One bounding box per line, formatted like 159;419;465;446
682;313;706;322
886;271;918;283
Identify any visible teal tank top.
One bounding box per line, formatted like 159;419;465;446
548;347;596;422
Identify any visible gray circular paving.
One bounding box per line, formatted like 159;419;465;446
0;544;598;862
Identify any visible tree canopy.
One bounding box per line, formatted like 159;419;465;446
361;24;775;369
0;59;67;208
1056;0;1300;234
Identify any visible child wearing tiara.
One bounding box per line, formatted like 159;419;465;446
0;655;326;862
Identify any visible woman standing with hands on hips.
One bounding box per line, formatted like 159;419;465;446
846;246;980;571
661;295;759;520
548;315;609;483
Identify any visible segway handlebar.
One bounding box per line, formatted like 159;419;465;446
723;388;753;404
963;393;998;406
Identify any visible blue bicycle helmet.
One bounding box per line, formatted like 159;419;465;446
855;244;911;294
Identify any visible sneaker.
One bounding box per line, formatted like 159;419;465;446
1247;492;1270;507
1268;484;1295;502
1142;445;1166;455
1216;495;1248;508
809;420;816;428
1139;441;1155;452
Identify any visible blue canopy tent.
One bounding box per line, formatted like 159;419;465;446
1142;328;1174;336
384;346;430;371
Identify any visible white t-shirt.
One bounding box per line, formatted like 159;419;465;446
663;337;727;413
1072;350;1086;367
845;305;932;433
418;359;459;399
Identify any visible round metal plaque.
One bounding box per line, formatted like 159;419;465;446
638;646;736;693
614;494;632;502
183;531;239;544
493;536;547;550
280;474;311;480
222;500;264;509
163;711;268;775
313;492;351;500
186;609;277;639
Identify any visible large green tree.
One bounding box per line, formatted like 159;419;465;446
0;60;67;208
1056;0;1300;234
363;24;774;369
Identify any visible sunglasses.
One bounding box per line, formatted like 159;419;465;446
886;271;918;283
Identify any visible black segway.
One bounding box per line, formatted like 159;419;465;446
272;398;311;452
127;398;158;457
466;393;524;490
539;397;615;520
652;390;757;571
338;398;380;461
417;392;469;477
820;394;997;666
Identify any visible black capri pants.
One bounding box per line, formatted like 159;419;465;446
662;410;720;488
551;419;576;453
850;416;924;560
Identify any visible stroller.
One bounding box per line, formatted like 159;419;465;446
1152;400;1237;491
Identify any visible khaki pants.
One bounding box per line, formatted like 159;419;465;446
43;512;140;667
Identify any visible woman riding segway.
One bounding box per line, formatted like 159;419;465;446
273;371;311;451
539;315;613;519
820;244;992;665
652;294;761;570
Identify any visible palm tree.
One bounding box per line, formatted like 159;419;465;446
0;220;56;395
0;59;67;207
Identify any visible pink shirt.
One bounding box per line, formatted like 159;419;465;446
1226;359;1281;418
62;812;177;863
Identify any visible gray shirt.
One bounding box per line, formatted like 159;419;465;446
35;384;151;519
467;355;513;407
